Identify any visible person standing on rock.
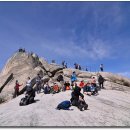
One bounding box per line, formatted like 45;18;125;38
62;61;65;68
74;63;78;69
26;77;31;87
98;75;105;89
71;71;77;84
35;74;42;94
100;64;104;72
14;80;23;98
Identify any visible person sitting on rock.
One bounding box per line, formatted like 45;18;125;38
52;83;60;94
44;82;51;94
14;80;23;98
71;71;77;84
25;86;35;104
98;74;105;89
91;77;98;95
83;82;92;96
64;81;70;91
57;74;64;82
79;80;85;88
71;82;78;90
70;86;88;111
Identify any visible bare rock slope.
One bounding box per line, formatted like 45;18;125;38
0;90;130;126
0;51;130;127
0;51;130;102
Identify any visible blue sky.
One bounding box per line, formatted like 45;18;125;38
0;1;130;78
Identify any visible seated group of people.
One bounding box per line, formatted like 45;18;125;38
44;82;60;94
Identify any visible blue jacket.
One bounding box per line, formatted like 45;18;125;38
71;74;77;82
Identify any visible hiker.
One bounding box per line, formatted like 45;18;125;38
83;82;98;96
91;77;96;88
57;74;64;91
98;74;105;89
71;71;77;84
65;63;67;68
78;64;81;70
26;77;32;88
57;74;64;82
74;63;78;69
83;82;92;96
62;61;65;68
14;80;23;98
70;86;88;111
64;81;70;91
86;67;88;71
35;74;42;94
52;83;60;94
20;86;35;106
100;64;104;72
79;80;85;88
52;60;55;63
71;82;78;90
44;82;51;94
91;77;99;95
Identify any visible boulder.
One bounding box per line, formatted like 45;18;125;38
78;72;92;78
42;75;50;83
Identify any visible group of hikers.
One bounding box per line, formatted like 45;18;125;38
14;70;105;111
62;60;104;72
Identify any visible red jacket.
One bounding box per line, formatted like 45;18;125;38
15;83;22;91
79;82;84;88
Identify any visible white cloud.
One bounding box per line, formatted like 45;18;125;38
40;38;111;60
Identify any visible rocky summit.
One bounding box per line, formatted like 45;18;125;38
0;51;130;127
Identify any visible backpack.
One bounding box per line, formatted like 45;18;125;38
57;100;71;110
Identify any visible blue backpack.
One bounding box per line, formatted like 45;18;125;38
57;100;71;110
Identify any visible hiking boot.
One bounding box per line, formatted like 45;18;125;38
80;108;83;111
78;106;83;111
84;104;88;110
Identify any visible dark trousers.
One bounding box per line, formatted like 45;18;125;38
92;83;98;94
99;82;104;89
36;83;41;94
71;99;88;110
13;89;19;98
